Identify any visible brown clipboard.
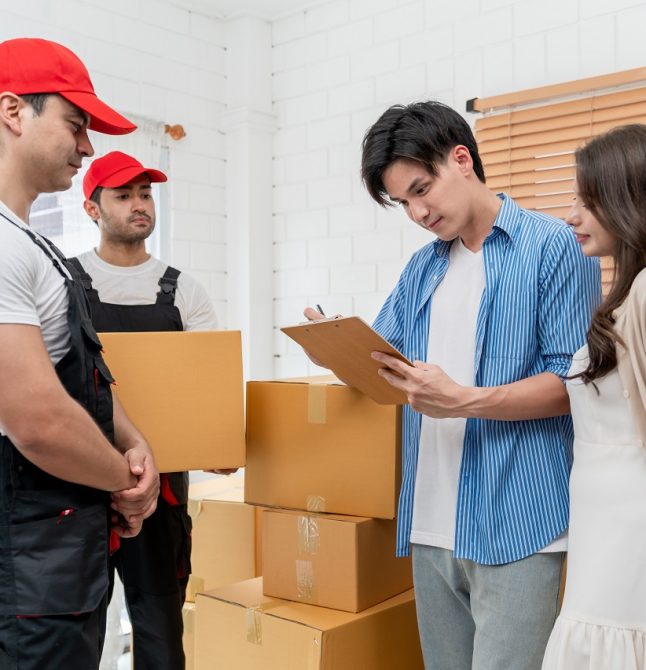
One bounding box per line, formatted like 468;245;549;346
281;316;412;405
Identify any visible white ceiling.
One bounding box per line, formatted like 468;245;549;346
172;0;323;20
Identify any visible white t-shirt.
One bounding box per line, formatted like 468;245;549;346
0;200;71;365
411;238;485;549
74;249;218;331
410;238;567;554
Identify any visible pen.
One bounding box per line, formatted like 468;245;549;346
316;304;326;317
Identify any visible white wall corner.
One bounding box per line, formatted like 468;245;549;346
222;14;278;380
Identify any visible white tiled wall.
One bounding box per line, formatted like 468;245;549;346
270;0;645;376
0;0;228;320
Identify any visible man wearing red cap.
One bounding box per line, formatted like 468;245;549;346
72;150;221;669
0;38;159;669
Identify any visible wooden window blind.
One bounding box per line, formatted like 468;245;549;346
471;68;646;293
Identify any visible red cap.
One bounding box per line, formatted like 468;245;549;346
83;151;167;199
0;37;136;135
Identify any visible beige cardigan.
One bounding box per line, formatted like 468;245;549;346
615;267;646;445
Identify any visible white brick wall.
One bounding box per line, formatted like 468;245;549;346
0;0;639;376
270;0;635;376
0;1;227;321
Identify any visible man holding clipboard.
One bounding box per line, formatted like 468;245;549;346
303;101;600;670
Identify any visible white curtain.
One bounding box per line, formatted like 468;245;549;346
91;116;166;168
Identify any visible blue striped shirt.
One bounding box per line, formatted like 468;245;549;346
373;194;601;564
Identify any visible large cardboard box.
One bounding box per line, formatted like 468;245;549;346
262;509;412;612
186;476;261;602
100;331;245;472
245;378;401;518
194;578;423;670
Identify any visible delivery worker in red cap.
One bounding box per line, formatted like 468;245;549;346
0;38;160;669
72;150;224;669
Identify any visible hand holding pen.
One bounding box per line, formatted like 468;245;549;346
301;304;342;367
303;304;326;322
303;304;342;322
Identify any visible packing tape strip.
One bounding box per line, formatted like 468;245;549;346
296;560;315;602
297;515;320;555
306;495;326;513
246;606;263;645
245;601;283;645
307;383;327;424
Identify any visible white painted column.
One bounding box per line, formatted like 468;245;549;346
221;16;277;380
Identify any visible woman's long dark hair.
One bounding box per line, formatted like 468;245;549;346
575;124;646;384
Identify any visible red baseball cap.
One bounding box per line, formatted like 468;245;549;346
0;37;136;135
83;151;167;199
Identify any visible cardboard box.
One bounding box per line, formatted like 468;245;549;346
186;475;261;602
182;602;195;670
245;378;401;518
262;509;412;612
194;578;423;670
100;331;245;472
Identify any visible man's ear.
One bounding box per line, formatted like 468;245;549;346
452;145;474;176
83;199;101;224
0;92;26;137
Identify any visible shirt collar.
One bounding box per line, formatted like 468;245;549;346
432;192;519;259
491;193;521;242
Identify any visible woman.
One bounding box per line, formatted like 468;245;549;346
543;124;646;668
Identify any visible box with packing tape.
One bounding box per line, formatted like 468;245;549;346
245;376;402;519
186;476;262;602
194;577;423;670
100;331;245;473
261;508;412;612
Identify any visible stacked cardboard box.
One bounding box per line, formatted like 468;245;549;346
195;578;423;669
193;377;422;667
244;377;402;518
184;474;262;664
261;508;412;612
186;476;262;603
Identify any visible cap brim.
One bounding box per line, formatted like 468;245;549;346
61;91;137;135
99;166;168;189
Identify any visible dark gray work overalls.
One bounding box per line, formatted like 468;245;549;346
0;216;116;669
70;258;191;670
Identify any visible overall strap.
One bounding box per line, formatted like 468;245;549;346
0;210;70;281
67;257;96;293
38;234;68;264
156;266;181;306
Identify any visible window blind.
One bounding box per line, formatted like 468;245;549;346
472;69;646;293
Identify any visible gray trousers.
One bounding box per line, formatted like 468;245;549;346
412;544;565;670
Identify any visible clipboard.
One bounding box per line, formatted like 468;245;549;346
281;316;412;405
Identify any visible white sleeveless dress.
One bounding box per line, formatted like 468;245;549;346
542;346;646;669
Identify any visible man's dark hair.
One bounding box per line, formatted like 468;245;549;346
361;100;486;207
89;187;103;206
19;93;52;115
88;187;103;225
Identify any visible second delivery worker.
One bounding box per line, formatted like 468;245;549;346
71;151;219;669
